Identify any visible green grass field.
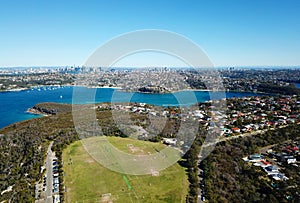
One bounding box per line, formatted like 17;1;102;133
63;136;189;203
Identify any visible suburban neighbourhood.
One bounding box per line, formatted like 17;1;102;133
1;67;300;94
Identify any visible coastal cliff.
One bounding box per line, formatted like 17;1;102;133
27;102;73;115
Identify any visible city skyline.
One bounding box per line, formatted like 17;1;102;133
0;0;300;67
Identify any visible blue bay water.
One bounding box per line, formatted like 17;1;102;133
0;86;259;129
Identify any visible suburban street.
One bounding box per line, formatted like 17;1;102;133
197;124;298;202
45;142;54;203
202;127;286;148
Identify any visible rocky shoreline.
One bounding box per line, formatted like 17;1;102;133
26;107;50;116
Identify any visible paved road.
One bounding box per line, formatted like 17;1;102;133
197;188;202;203
45;142;54;203
197;172;204;203
197;154;205;202
202;128;274;148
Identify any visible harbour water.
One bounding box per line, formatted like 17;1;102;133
0;86;260;129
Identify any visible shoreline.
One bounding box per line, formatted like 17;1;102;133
26;108;49;116
0;87;30;92
0;89;280;131
0;84;272;95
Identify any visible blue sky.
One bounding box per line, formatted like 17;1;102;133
0;0;299;67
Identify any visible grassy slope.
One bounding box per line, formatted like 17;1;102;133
63;136;188;203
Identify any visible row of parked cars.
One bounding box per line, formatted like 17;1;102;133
52;157;59;194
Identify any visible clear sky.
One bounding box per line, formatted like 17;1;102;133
0;0;299;67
